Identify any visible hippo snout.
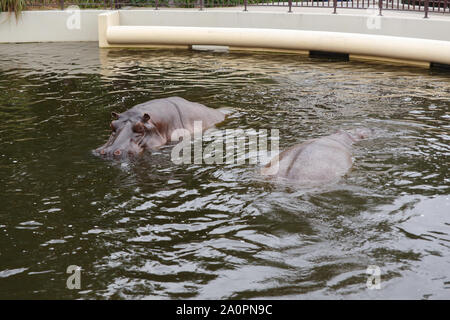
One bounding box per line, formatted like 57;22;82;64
348;127;373;141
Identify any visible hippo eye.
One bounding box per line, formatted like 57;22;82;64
133;123;145;134
110;123;116;132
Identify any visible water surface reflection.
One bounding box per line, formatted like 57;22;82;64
0;43;449;299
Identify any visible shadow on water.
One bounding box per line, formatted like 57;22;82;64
0;43;449;299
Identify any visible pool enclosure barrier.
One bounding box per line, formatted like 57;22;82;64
98;11;450;67
27;0;450;19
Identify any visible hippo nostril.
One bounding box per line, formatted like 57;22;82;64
114;150;122;156
100;149;106;155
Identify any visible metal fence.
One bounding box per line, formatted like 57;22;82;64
25;0;450;18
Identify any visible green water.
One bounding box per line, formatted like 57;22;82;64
0;42;449;299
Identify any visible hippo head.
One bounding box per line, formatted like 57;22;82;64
94;112;165;159
346;127;373;142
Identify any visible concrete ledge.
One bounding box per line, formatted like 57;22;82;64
2;9;450;43
0;10;108;43
2;9;450;68
117;9;450;42
99;11;450;66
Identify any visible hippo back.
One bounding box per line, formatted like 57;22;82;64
131;97;224;135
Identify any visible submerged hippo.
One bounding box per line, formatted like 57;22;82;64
261;128;372;184
94;97;225;158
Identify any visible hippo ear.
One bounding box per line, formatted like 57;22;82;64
142;113;151;123
111;112;119;119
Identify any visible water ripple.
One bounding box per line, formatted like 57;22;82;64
0;42;449;299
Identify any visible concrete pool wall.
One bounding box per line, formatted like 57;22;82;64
1;9;450;67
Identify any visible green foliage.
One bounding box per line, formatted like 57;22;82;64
1;0;26;18
70;0;109;9
111;0;276;8
401;0;449;7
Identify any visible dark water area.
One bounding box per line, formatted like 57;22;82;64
0;42;449;299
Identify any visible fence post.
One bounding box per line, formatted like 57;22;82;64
244;0;248;11
155;0;159;10
424;0;429;18
59;0;64;10
378;0;383;16
288;0;292;12
200;0;203;10
333;0;337;14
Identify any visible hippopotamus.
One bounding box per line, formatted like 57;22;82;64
94;97;225;158
261;128;372;184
